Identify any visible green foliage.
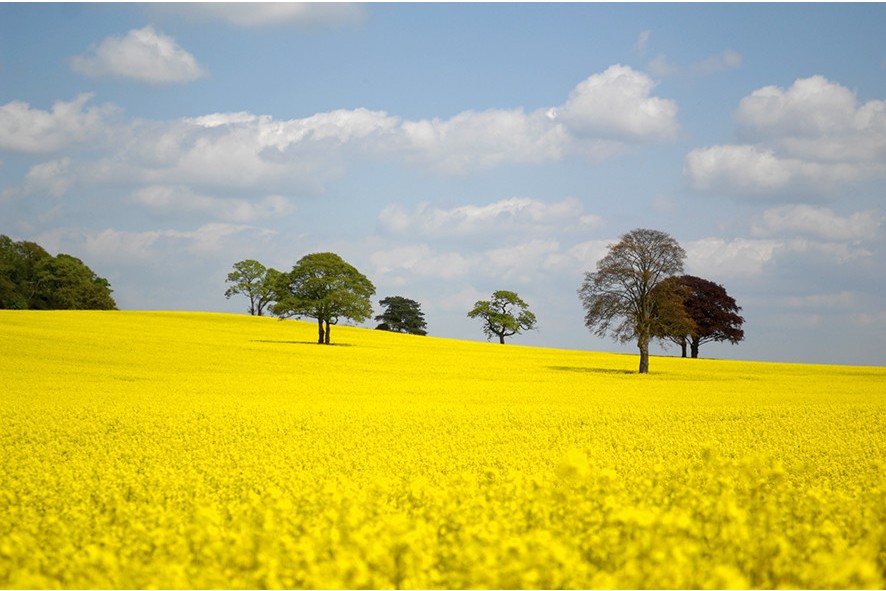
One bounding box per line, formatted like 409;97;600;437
375;296;428;335
467;290;537;344
224;259;279;316
272;252;375;344
0;235;116;310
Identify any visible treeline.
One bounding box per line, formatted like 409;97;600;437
0;235;116;310
226;228;745;372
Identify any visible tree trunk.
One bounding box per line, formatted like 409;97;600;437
317;318;325;344
499;334;505;344
324;320;331;345
680;337;687;358
690;337;700;359
638;334;650;374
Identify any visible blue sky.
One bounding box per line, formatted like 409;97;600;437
2;3;885;365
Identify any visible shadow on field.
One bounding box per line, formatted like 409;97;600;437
548;366;635;375
251;340;355;347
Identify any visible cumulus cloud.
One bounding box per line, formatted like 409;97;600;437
751;204;882;241
69;26;208;85
554;65;679;141
396;64;681;172
398;108;568;174
686;75;886;195
3;65;681;204
685;237;781;278
685;234;875;281
0;94;117;153
685;145;817;193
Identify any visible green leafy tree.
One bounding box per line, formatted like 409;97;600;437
578;228;685;373
38;254;117;310
0;235;116;310
225;259;279;316
653;275;745;358
468;290;537;344
272;252;375;345
375;296;428;335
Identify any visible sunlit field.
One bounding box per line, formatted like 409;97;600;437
1;310;884;589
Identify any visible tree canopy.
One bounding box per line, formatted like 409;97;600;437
375;296;428;335
578;228;685;373
652;275;745;358
272;252;375;345
468;290;537;344
0;235;116;310
225;259;279;316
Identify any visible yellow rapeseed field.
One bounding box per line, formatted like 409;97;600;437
1;310;884;589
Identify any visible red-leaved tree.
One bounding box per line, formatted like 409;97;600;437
653;275;745;358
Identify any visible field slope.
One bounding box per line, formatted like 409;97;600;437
1;310;884;589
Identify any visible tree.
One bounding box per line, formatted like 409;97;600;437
578;228;686;373
653;275;745;358
272;252;375;345
375;296;428;335
37;254;117;310
467;290;537;344
225;259;279;316
0;235;116;310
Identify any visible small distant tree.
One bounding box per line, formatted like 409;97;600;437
578;228;685;373
653;275;745;358
225;259;279;316
272;252;375;345
468;290;537;344
375;296;428;335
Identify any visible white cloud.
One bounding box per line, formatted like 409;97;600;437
80;223;275;262
370;244;471;281
131;185;293;222
24;158;73;197
687;75;886;195
647;54;680;78
125;108;399;190
398;108;568;174
693;49;742;75
647;49;742;77
3;65;682;201
397;65;679;172
685;234;875;281
685;144;811;193
378;196;600;239
685;237;781;278
486;239;562;282
166;3;366;27
634;31;651;57
0;94;116;153
751;204;882;241
555;65;679;141
69;26;208;85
